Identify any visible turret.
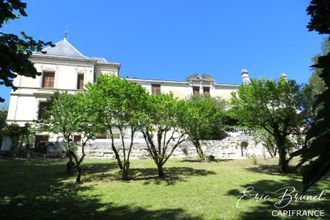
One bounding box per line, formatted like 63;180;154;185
241;69;250;85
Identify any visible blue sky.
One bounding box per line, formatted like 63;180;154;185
0;0;324;108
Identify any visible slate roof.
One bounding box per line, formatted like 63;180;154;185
186;73;215;82
40;38;87;58
91;57;109;64
33;38;120;66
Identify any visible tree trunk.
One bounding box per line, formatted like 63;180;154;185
66;154;75;174
71;152;83;184
157;163;165;177
265;144;274;158
121;168;129;180
194;141;204;160
278;144;289;173
121;162;130;180
76;166;82;183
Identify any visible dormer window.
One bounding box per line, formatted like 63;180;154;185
42;72;55;88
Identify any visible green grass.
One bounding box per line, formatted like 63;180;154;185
0;158;329;219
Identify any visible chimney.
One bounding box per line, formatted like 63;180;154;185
241;69;250;85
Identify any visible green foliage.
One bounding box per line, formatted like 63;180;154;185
141;93;185;177
300;51;330;190
177;95;227;160
34;142;48;154
307;72;326;98
252;129;277;158
0;108;6;130
302;38;329;120
86;74;149;180
247;154;258;165
2;123;34;150
230;78;304;131
46;91;99;143
296;0;330;191
0;0;53;102
45;92;79;141
12;145;28;157
307;0;330;34
230;78;305;173
144;93;180;129
45;92;99;183
0;108;7;144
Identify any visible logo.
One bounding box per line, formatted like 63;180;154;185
236;186;326;217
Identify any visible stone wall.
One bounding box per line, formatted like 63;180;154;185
78;132;270;160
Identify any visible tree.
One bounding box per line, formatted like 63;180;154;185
44;92;77;173
86;75;148;180
45;92;98;183
307;0;330;35
0;108;7;136
0;0;53;102
0;108;6;149
230;78;306;173
302;38;329;121
295;0;330;191
141;94;185;177
252;129;277;158
177;95;226;160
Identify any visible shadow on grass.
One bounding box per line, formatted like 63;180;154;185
80;162;119;183
180;159;233;163
245;164;286;176
0;159;202;220
245;164;300;176
78;160;217;185
0;183;203;220
83;162;118;174
226;177;330;219
129;167;216;185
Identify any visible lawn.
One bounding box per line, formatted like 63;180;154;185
0;158;329;219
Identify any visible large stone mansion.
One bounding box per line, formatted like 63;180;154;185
4;37;266;159
7;37;248;126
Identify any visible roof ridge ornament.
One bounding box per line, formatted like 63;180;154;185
64;30;68;40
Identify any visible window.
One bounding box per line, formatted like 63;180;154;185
42;72;55;88
77;74;84;89
151;84;161;94
74;135;82;144
34;135;49;148
38;102;51;120
96;132;108;139
193;86;200;95
203;87;210;95
111;133;120;139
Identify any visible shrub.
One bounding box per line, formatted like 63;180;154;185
207;155;215;162
12;146;28;157
34;142;49;154
247;154;258;165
